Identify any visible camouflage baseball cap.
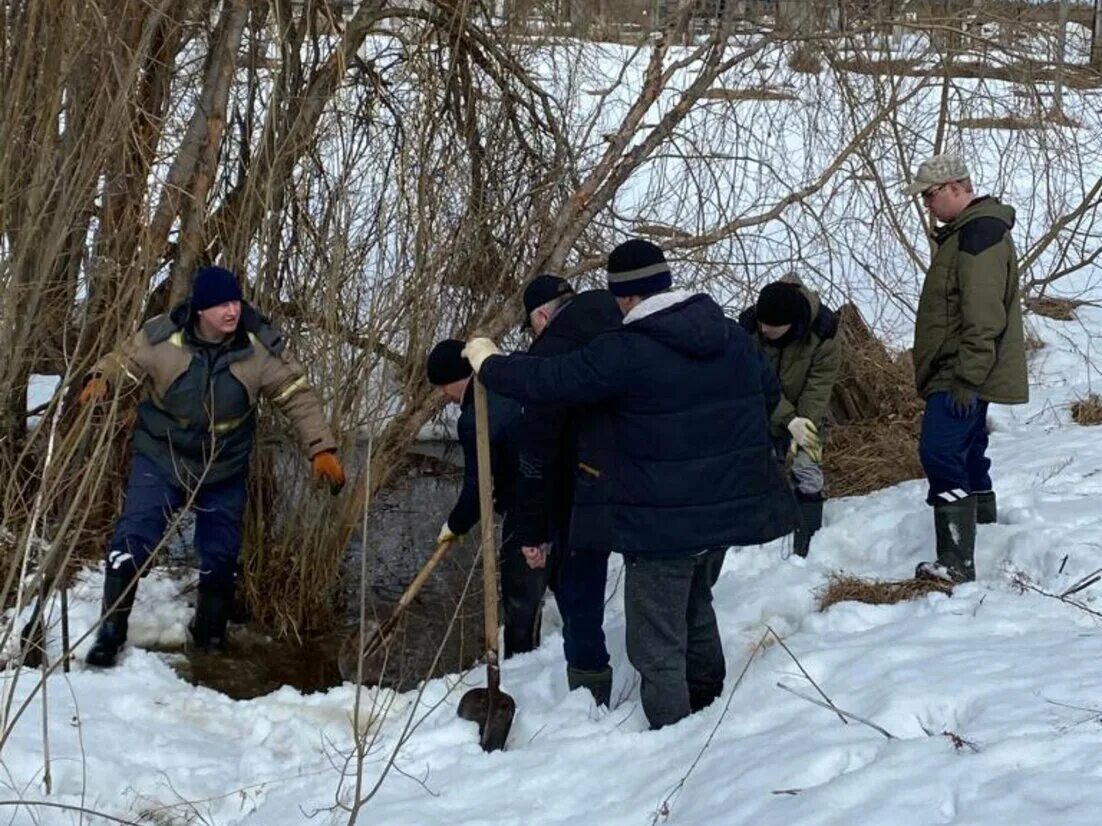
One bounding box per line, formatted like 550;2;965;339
903;153;971;195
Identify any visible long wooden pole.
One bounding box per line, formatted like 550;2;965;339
472;379;502;699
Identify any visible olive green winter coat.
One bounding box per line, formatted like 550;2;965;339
738;284;842;436
912;197;1028;404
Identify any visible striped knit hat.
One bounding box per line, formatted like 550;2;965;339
606;239;672;298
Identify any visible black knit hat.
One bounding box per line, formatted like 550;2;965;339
606;239;672;298
523;274;574;318
755;281;805;326
426;339;472;386
191;266;243;312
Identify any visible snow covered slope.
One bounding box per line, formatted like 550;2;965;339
3;303;1102;824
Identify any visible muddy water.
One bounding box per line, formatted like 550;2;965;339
170;466;490;700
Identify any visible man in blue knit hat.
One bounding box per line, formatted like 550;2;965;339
78;266;346;667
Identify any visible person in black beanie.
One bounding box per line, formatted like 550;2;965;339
738;275;841;557
512;274;623;705
463;239;797;729
426;338;544;659
77;266;345;667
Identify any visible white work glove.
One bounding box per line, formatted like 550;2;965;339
462;337;501;373
787;416;822;463
438;521;460;544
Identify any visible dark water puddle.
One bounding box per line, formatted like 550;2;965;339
166;470;489;700
163;629;346;700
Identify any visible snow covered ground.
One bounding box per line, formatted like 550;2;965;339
3;303;1102;824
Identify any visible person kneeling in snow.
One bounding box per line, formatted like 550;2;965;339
78;266;346;667
905;154;1028;584
463;239;797;730
739;276;841;558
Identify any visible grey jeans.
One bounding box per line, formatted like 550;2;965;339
624;548;727;729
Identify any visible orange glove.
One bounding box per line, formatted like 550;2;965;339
312;451;346;495
78;377;109;406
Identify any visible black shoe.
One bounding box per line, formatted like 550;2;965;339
567;666;613;708
187;585;233;653
86;573;138;669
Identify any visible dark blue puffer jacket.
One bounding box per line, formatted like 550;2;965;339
447;380;521;536
480;292;797;556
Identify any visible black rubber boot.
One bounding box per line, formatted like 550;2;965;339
567;665;613;708
689;680;723;713
86;573;138;669
793;498;824;558
975;491;997;525
916;497;977;584
187;584;233;653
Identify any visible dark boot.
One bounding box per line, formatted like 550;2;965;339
975;491;997;525
688;681;723;713
793;498;824;558
86;573;138;668
187;584;233;653
916;497;977;584
567;665;613;708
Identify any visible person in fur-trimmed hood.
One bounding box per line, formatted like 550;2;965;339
462;239;797;730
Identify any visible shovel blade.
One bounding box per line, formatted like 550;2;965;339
458;687;516;752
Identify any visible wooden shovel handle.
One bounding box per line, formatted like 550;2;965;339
473;378;500;664
359;536;456;657
396;537;455;611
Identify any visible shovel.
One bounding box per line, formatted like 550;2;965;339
338;535;456;683
456;377;515;751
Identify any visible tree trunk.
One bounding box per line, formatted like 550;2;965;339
1053;0;1069;119
168;0;250;303
1093;0;1102;68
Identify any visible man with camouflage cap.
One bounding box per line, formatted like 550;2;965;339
904;153;1028;584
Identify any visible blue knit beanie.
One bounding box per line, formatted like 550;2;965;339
191;266;243;311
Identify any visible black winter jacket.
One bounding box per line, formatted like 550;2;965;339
480;292;798;556
513;290;624;547
446;381;522;536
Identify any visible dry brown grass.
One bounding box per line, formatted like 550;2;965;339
817;573;953;612
1071;394;1102;426
825;304;924;497
1025;295;1090;321
824;416;923;498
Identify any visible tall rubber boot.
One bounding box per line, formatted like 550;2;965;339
793;499;824;558
187;584;233;653
567;665;613;708
86;573;138;668
689;680;723;713
975;490;997;525
917;497;977;584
